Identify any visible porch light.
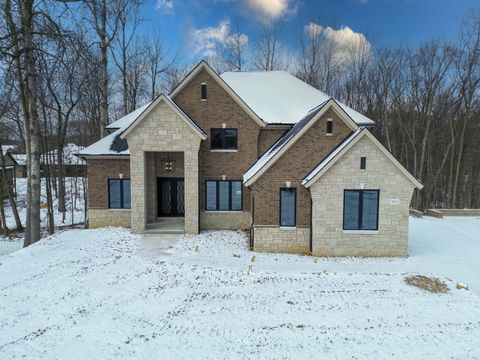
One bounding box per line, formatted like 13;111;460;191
163;154;175;172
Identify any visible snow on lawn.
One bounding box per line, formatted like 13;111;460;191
1;217;480;359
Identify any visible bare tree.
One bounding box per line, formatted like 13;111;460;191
253;20;290;71
146;34;175;100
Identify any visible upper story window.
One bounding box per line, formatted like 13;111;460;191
326;118;333;135
108;179;131;209
360;156;366;170
211;128;238;150
201;83;207;101
280;188;296;227
343;190;379;231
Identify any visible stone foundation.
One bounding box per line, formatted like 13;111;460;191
200;211;251;230
253;226;310;254
88;209;131;228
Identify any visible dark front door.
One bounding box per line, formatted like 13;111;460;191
157;177;185;217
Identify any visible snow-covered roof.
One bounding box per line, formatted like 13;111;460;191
80;95;206;157
12;154;26;166
243;102;328;185
302;128;364;186
1;145;16;154
221;71;375;126
79;128;129;157
105;102;152;130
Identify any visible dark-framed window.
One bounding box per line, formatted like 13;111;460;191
280;188;296;227
343;190;379;230
205;180;242;211
360;157;366;170
210;128;238;150
201;83;207;100
108;179;131;209
326;119;333;134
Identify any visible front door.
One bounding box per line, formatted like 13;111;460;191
157;177;185;217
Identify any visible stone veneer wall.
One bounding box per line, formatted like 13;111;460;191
200;211;251;230
89;209;131;228
126;101;201;235
253;226;310;254
309;135;415;257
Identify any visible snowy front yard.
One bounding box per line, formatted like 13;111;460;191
0;177;85;254
1;217;480;359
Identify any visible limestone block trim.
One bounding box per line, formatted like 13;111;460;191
89;208;131;228
200;211;251;230
253;226;310;254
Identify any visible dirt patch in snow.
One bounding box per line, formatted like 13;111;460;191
405;275;449;293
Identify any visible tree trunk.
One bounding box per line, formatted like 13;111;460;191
99;0;108;138
21;0;41;244
452;112;469;207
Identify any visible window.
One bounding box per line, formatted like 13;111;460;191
343;190;379;230
360;156;366;170
326;119;333;134
210;128;237;150
280;188;296;227
201;83;207;100
108;179;131;209
205;180;243;211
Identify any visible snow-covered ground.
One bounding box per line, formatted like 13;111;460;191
0;216;479;359
0;177;85;254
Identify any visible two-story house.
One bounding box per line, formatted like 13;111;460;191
79;60;423;257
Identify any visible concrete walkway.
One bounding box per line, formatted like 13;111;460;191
136;233;181;257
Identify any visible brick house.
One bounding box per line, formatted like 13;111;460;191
79;61;423;257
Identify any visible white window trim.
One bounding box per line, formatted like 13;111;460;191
279;226;297;230
201;82;207;101
210;149;238;153
326;118;333;135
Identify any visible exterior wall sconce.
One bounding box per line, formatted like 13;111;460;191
163;154;175;172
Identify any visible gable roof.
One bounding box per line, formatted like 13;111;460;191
169;61;266;127
120;94;207;140
243;99;359;187
79;94;206;158
221;70;376;126
78;127;129;158
302;128;424;189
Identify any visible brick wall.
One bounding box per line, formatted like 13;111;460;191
252;109;352;227
173;68;260;214
257;128;288;157
309;135;415;257
86;159;130;208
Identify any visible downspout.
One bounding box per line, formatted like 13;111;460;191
309;188;313;254
250;186;254;250
197;150;200;234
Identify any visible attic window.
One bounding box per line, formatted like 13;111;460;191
360;157;366;170
326;119;333;135
201;83;207;101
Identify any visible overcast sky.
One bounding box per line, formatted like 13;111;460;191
139;0;478;62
